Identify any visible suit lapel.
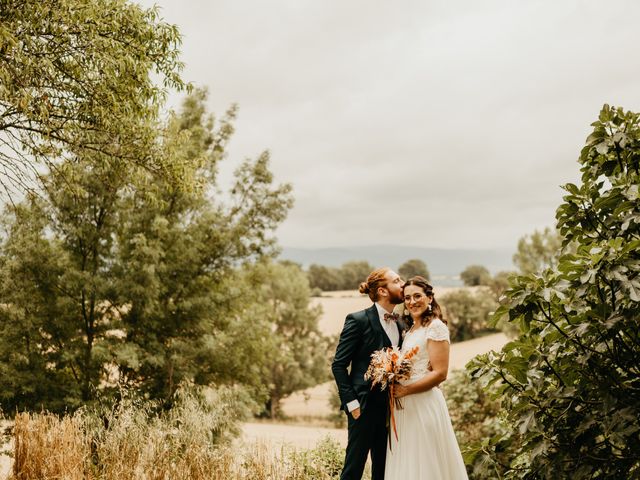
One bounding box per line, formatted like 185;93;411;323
367;304;392;348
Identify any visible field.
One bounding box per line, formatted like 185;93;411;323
0;288;508;478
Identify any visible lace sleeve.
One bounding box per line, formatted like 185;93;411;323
426;319;450;342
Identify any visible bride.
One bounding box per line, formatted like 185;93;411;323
384;276;468;479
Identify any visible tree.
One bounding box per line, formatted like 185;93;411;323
459;264;492;286
110;90;293;401
0;0;185;195
0;90;293;411
247;260;330;418
398;259;430;281
439;289;498;342
487;270;514;298
470;105;640;478
512;227;562;275
339;260;375;290
307;264;341;292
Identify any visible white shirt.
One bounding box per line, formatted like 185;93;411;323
346;303;400;413
375;302;400;347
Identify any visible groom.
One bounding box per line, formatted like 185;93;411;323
332;267;406;480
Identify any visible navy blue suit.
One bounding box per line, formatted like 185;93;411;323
332;305;405;480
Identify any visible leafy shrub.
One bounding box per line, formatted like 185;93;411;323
442;369;510;479
470;105;640;478
286;436;345;479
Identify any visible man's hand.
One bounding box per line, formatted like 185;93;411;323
351;407;361;420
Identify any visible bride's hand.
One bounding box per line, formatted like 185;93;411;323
394;384;410;399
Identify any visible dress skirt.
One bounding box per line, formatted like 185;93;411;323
384;387;468;479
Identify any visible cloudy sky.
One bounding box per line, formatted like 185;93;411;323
137;0;640;250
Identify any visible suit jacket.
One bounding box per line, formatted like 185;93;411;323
331;305;406;412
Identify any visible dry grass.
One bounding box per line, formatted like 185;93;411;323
12;412;90;480
8;395;347;480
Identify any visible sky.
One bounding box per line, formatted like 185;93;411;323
136;0;640;250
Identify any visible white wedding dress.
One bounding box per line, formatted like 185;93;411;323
384;319;468;479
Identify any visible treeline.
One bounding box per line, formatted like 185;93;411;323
307;231;563;344
307;258;430;292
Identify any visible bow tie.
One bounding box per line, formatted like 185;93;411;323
383;312;399;322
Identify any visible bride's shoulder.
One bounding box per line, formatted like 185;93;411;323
426;318;450;341
428;318;447;329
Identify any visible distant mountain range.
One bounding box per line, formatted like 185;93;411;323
279;245;515;287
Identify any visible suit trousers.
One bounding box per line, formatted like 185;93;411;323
340;392;388;480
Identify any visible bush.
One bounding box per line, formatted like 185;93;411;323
10;385;257;479
8;385;352;479
442;369;510;479
286;436;344;479
470;105;640;478
439;288;498;342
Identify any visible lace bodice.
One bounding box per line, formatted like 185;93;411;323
401;319;450;384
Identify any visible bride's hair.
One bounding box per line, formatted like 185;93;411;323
359;267;390;302
402;276;446;327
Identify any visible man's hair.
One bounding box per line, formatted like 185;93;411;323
359;267;391;302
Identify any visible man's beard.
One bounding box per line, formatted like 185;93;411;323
389;290;404;305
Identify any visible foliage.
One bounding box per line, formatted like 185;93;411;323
0;0;186;195
512;227;563;275
470;105;640;479
113;91;292;402
442;369;509;479
0;90;293;411
11;385;254;480
307;261;375;292
488;270;515;298
286;436;345;480
245;260;331;418
307;264;342;291
340;261;376;290
460;265;492;286
10;393;349;479
398;258;430;281
439;288;498;342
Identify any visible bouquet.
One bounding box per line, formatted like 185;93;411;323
364;345;419;442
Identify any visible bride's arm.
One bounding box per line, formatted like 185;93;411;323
394;339;449;398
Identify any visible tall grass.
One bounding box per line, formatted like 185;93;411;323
12;412;89;480
8;386;347;479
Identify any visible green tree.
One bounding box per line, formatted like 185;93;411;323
470;105;640;478
512;227;562;275
339;260;375;290
111;90;293;401
398;258;430;281
246;260;330;418
439;288;498;342
487;270;514;298
0;90;293;411
459;264;492;286
307;264;341;292
0;0;186;195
